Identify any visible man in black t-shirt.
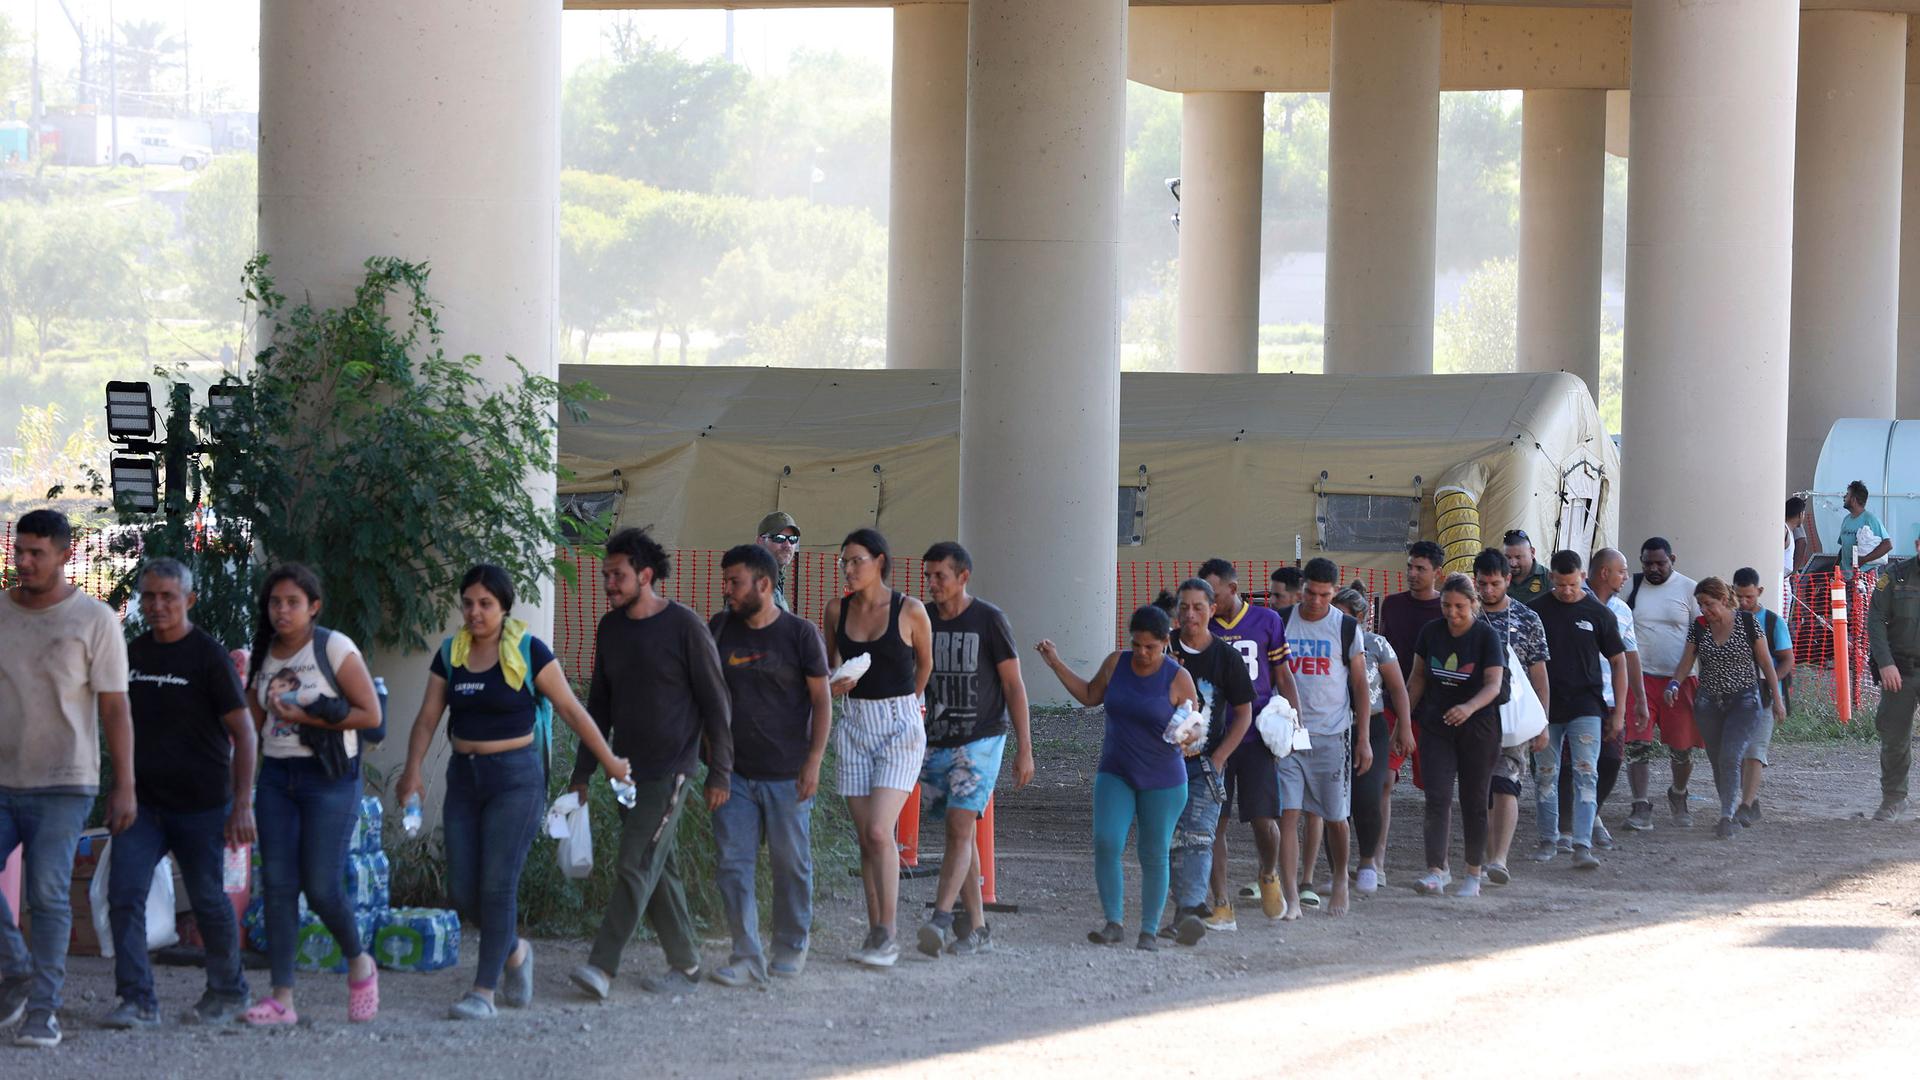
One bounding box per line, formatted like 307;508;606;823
1165;578;1253;941
914;542;1034;960
705;544;831;987
1526;550;1627;868
104;558;255;1029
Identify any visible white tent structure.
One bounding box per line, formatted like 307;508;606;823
558;366;1618;577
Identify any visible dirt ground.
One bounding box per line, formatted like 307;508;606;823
24;710;1920;1079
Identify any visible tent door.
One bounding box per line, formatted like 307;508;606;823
1556;462;1602;563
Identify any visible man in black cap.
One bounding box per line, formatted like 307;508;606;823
755;512;802;612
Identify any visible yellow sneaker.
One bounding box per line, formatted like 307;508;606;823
1203;902;1237;932
1259;874;1284;920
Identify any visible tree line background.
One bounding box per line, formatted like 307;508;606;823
0;13;1626;509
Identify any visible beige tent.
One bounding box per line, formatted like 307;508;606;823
558;366;1618;577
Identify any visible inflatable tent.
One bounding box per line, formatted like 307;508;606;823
557;366;1619;575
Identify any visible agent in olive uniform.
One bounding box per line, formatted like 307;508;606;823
1867;535;1920;820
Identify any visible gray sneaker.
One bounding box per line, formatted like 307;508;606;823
707;959;768;988
949;924;995;956
917;916;952;959
1571;846;1601;870
568;963;612;1001
1624;800;1655;832
498;939;534;1009
1555;834;1574;853
1714;816;1738;839
0;975;28;1028
1668;787;1694;828
102;998;162;1030
768;946;809;978
14;1010;60;1048
187;992;249;1026
447;992;497;1021
1529;840;1558;863
639;966;702;994
1873;797;1907;822
853;933;899;969
1592;820;1617;850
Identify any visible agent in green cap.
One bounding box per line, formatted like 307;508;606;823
755;512;801;612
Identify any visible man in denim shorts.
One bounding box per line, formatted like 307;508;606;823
914;542;1034;958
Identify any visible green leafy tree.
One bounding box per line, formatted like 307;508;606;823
184;154;259;323
560;39;747;192
1434;256;1517;374
719;49;890;217
116;18;183;98
1436;92;1520;273
199;256;590;652
1263;93;1331;257
10;203;149;364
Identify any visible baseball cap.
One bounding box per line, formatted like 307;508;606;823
757;511;799;538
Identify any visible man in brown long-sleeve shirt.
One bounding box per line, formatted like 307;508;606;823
568;528;732;999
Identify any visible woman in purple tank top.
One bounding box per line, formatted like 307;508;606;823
1036;605;1197;952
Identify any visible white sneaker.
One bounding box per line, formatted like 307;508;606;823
1355;867;1379;895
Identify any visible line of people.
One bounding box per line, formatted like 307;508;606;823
1;504;1911;1047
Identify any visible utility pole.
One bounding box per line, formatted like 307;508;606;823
29;0;40;161
107;0;118;165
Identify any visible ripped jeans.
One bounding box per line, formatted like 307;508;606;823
1532;715;1602;848
1169;771;1225;914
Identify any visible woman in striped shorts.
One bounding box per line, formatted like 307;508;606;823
825;528;933;968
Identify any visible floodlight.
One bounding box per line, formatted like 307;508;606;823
105;381;156;441
206;382;241;435
110;456;161;513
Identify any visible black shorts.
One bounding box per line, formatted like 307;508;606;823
1224;737;1281;822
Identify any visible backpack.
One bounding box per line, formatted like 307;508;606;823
310;626;385;745
439;632;554;781
1627;572;1644;609
1279;605;1361;705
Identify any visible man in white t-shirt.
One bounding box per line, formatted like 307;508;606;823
0;509;134;1048
1276;559;1369;918
1623;537;1702;831
1582;548;1646;848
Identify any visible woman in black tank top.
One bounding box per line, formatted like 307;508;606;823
824;528;933;969
835;591;917;699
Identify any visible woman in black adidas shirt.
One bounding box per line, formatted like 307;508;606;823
1399;574;1506;899
395;565;629;1020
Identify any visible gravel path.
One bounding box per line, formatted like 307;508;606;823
21;712;1920;1079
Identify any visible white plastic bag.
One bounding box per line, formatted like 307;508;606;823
1498;642;1549;748
88;841;179;959
547;793;594;880
1254;695;1310;759
829;652;872;687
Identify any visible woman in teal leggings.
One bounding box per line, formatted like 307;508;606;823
1038;605;1196;951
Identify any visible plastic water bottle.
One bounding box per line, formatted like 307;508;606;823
222;844;250;893
610;776;637;809
402;794;423;837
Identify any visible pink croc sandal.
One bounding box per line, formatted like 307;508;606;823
347;966;379;1023
242;998;299;1026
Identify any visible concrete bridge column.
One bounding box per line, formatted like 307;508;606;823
1898;30;1920;421
1622;0;1797;583
1787;11;1906;487
960;0;1125;687
1324;0;1441;375
887;3;968;370
259;0;560;777
1176;92;1264;374
1518;89;1607;398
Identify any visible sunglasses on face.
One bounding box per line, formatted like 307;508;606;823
763;533;801;546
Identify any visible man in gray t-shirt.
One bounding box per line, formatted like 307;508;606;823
0;509;134;1047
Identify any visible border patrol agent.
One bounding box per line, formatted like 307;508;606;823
1868;529;1920;821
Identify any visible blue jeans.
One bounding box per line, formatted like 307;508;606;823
710;776;813;968
255;757;364;989
1169;773;1223;914
0;791;91;1013
1533;716;1602;847
108;802;248;1009
442;746;544;990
